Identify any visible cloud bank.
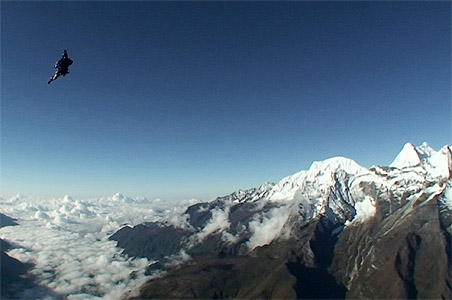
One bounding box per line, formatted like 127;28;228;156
0;194;199;299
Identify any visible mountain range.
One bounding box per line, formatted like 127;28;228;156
110;142;452;299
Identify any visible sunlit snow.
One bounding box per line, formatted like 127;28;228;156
390;142;422;169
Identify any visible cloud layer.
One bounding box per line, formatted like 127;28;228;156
0;194;199;299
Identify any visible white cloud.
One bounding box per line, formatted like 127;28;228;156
0;194;198;299
221;230;241;244
352;196;376;223
246;205;290;250
188;206;231;247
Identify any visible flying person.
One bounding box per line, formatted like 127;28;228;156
48;50;73;84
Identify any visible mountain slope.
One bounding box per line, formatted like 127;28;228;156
110;142;452;299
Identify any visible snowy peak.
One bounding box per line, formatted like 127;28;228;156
389;142;451;180
427;145;452;180
390;142;422;169
266;157;368;203
417;142;435;159
222;142;451;244
307;156;368;178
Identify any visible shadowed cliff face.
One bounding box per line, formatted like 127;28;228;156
129;218;348;300
110;144;452;299
110;222;193;259
331;194;451;300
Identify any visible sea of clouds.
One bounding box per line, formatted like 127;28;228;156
0;193;200;300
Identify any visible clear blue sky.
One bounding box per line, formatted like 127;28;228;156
1;1;450;200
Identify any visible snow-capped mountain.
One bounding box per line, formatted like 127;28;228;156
111;143;451;299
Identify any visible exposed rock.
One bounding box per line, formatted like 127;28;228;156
331;195;451;299
110;222;192;259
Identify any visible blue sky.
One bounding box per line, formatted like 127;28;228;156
1;1;451;200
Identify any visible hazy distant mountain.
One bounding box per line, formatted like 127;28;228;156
110;142;452;299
